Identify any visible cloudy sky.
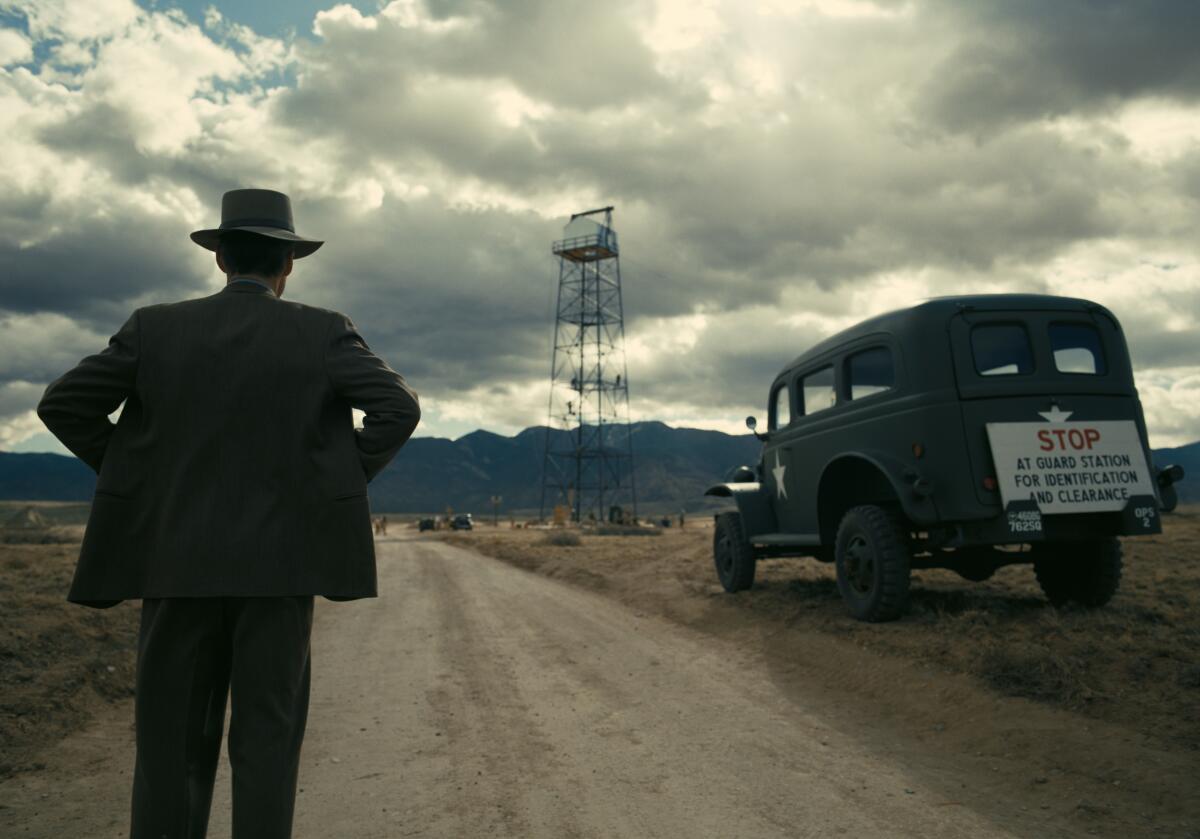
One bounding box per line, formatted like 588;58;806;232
1;0;1198;455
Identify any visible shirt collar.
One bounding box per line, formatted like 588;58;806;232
227;277;278;296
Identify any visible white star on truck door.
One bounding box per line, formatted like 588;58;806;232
772;451;787;499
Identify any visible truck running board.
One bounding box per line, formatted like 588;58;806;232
751;533;823;547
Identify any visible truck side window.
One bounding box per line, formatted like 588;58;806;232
1050;322;1107;375
771;384;791;429
848;347;894;400
801;366;836;415
970;323;1033;376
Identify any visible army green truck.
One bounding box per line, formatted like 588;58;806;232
706;294;1186;622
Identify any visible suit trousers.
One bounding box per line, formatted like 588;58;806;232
130;596;314;839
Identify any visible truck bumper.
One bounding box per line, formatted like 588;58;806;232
954;494;1162;546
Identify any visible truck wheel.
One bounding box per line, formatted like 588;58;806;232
713;511;756;592
835;505;911;622
1032;538;1122;608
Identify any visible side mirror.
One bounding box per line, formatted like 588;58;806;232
1157;463;1184;513
746;415;766;441
1157;463;1185;486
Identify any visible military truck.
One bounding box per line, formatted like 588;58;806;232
706;295;1185;622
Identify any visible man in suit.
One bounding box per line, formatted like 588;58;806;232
37;188;421;838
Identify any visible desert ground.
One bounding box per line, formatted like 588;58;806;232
1;503;1197;837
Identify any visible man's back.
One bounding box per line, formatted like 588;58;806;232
39;281;421;605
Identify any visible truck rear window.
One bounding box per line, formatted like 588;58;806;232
1050;322;1106;375
971;323;1033;376
848;347;894;399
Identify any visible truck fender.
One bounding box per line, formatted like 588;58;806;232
816;451;939;536
704;482;778;539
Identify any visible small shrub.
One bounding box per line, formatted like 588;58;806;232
542;530;582;547
977;644;1092;706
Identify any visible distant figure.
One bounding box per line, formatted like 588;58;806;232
37;188;421;837
679;509;686;529
381;515;388;535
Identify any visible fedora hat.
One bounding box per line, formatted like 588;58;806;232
190;188;323;258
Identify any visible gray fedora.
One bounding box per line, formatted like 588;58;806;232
190;188;323;258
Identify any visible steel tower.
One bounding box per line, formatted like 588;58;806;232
539;206;637;523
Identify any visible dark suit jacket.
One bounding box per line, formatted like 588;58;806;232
37;281;421;607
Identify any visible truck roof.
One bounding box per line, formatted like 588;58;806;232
779;293;1114;376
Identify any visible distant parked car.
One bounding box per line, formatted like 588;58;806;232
451;514;474;531
418;518;436;532
706;294;1185;623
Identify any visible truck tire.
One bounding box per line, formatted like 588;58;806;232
835;505;911;622
1032;537;1122;607
713;511;756;592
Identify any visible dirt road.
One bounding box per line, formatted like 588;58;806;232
0;535;1112;837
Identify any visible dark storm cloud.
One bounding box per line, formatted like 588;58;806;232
274;3;690;198
623;305;844;419
275;1;710;196
919;0;1200;132
1097;275;1200;372
2;0;1199;446
37;102;153;185
296;197;563;386
0;197;205;323
276;40;1135;325
1173;148;1200;204
1127;331;1200;372
514;116;1132;318
0;182;566;392
33;97;309;206
642;342;792;417
35;101;246;198
0;381;41;417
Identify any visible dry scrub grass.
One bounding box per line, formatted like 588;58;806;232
0;540;138;778
592;525;661;537
1;525;85;545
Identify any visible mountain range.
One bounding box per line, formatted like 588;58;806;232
1;423;1195;515
0;422;761;516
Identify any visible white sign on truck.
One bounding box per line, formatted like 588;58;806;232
986;419;1154;514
